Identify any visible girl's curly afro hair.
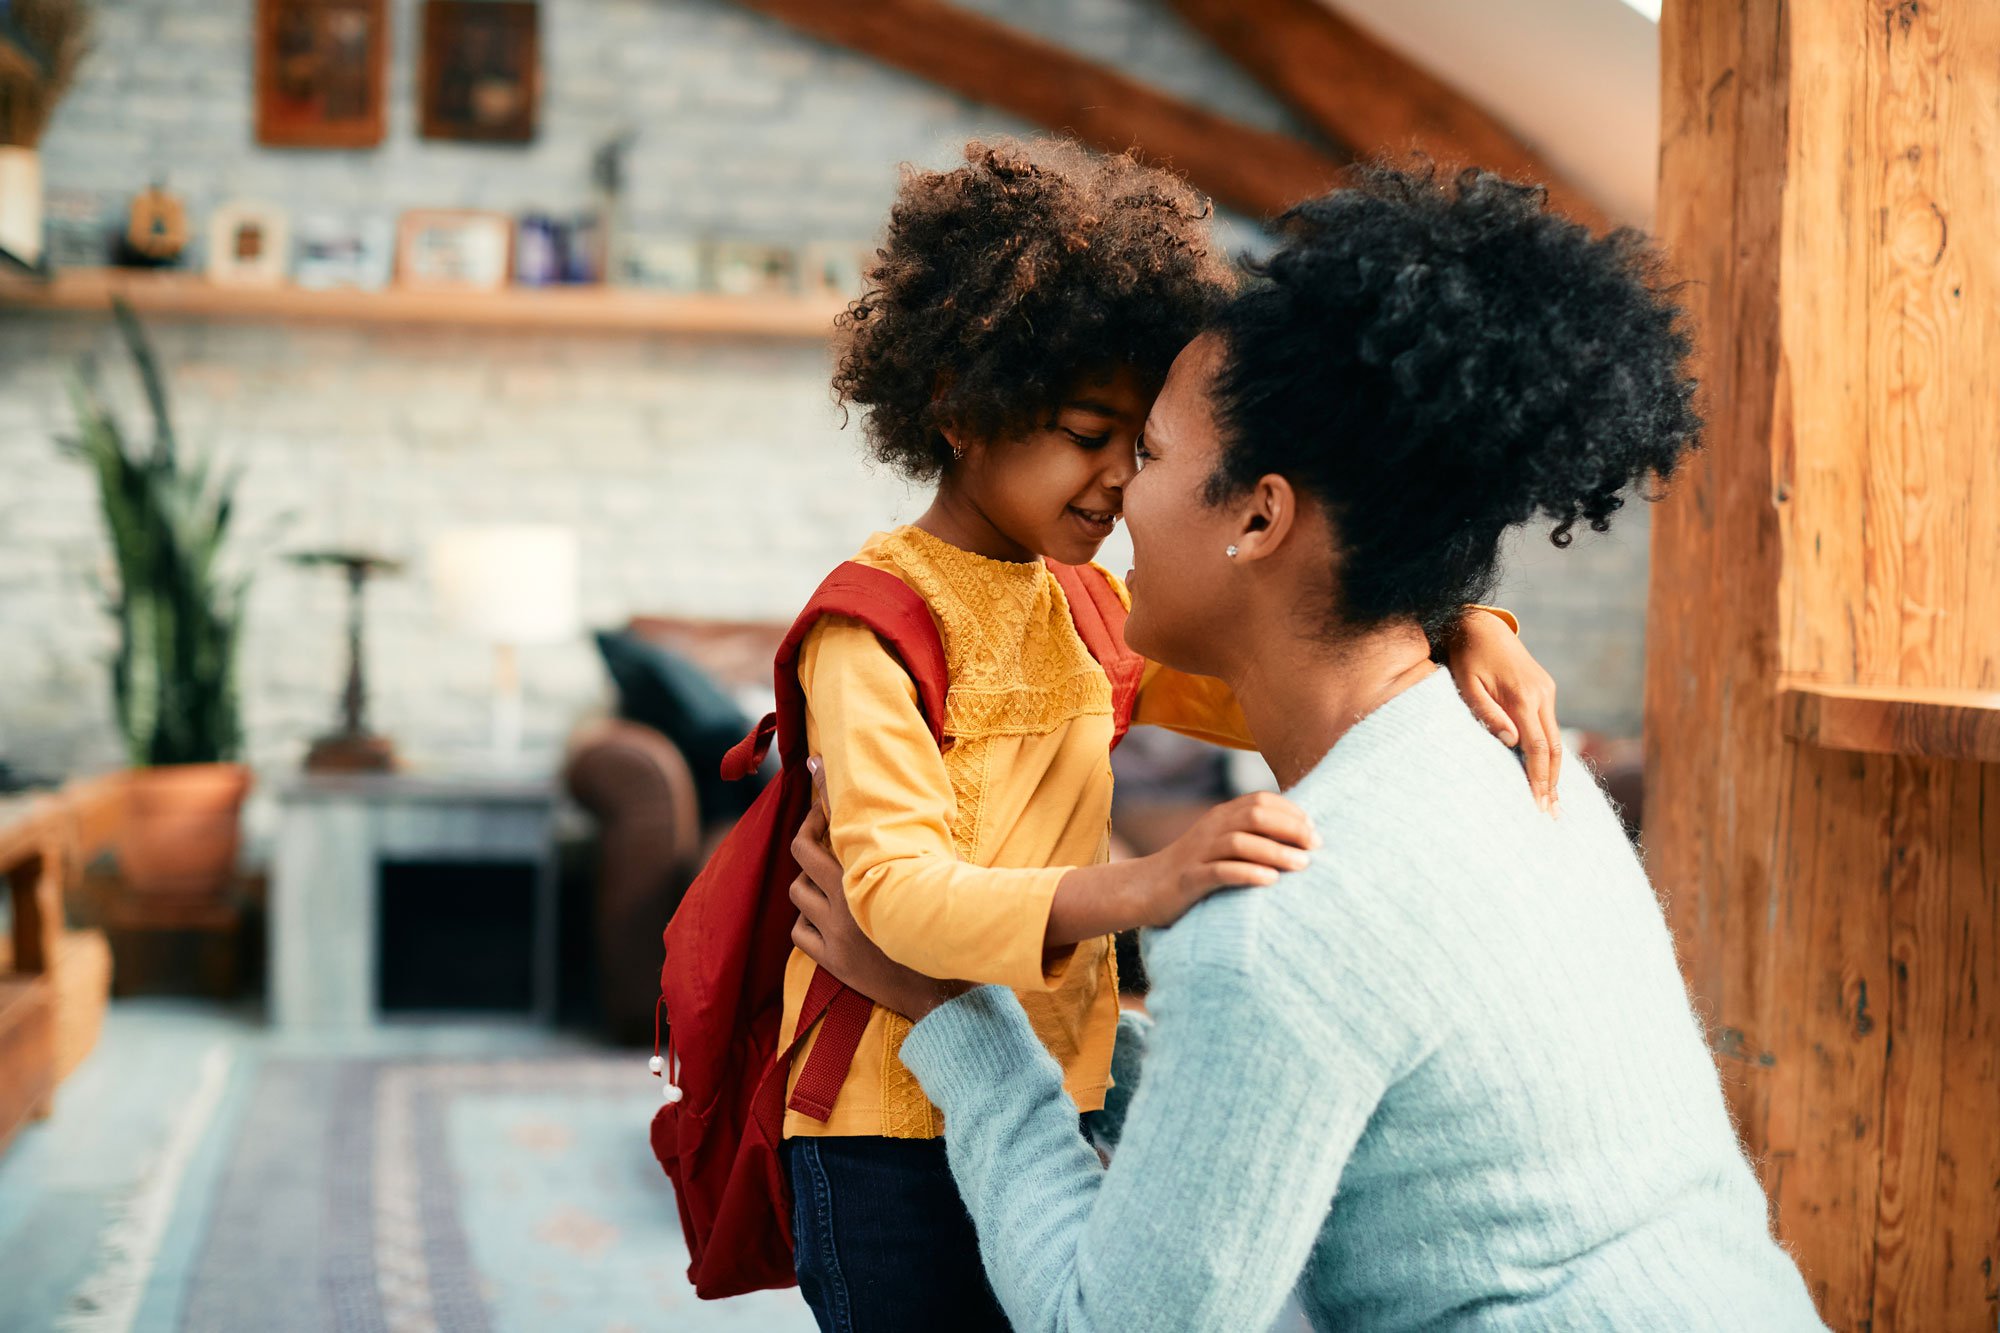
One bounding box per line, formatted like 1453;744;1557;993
835;138;1234;480
1208;162;1703;638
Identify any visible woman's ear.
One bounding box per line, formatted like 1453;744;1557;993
1231;474;1299;562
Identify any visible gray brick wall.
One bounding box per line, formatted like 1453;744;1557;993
2;0;1652;792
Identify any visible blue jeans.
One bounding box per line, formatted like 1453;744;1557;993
786;1136;1012;1333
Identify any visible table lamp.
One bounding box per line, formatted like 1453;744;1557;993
432;525;580;764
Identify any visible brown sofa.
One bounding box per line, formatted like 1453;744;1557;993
563;617;785;1045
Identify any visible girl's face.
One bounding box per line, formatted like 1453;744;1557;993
1121;336;1241;676
950;367;1152;567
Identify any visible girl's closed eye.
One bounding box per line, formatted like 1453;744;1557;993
1061;425;1111;449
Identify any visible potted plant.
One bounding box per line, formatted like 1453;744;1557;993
61;302;253;898
0;0;90;270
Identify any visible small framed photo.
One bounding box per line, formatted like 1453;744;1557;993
801;241;875;301
420;0;541;143
207;202;291;286
619;236;705;293
294;214;394;290
256;0;387;149
396;209;514;291
710;241;797;297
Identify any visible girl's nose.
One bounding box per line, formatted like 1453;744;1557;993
1102;442;1139;488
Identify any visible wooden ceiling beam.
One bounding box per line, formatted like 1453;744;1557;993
1167;0;1611;231
731;0;1348;219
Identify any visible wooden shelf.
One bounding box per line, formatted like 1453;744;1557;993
1780;682;2000;763
0;268;846;339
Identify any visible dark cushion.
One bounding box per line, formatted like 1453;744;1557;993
594;629;764;821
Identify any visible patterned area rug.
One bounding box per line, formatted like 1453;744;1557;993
177;1056;813;1333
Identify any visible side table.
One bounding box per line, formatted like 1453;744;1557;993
270;771;559;1031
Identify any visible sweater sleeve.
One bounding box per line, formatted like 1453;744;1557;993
1131;661;1258;750
900;902;1403;1333
800;617;1074;990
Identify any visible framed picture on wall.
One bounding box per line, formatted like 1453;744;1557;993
256;0;387;149
420;1;541;144
396;210;514;291
208;202;292;286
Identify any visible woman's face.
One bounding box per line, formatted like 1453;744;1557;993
1121;335;1243;677
953;367;1152;567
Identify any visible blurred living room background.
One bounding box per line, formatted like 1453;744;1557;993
0;0;1659;1328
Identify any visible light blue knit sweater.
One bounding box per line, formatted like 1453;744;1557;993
900;670;1824;1332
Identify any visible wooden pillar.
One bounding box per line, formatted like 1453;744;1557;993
1646;3;2000;1330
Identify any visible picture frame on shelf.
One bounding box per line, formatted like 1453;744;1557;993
710;240;796;297
800;241;875;301
294;214;394;290
207;202;291;286
396;209;513;291
618;236;705;293
43;190;117;269
420;0;541;144
256;0;388;149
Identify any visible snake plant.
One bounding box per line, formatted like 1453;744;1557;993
60;300;246;766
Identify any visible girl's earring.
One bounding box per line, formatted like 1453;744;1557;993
1225;545;1239;558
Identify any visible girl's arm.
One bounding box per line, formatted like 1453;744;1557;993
801;620;1314;983
1134;604;1562;809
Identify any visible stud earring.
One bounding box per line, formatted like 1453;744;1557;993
1225;545;1239;558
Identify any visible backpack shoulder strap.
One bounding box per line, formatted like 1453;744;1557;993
721;561;948;779
709;562;951;1126
1049;561;1145;747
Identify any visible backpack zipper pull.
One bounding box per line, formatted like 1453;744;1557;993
652;998;684;1103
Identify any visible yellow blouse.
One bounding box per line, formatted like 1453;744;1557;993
781;525;1256;1138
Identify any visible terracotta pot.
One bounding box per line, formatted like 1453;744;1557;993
115;763;252;898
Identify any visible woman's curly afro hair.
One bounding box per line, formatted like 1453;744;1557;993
835;138;1234;480
1207;162;1703;638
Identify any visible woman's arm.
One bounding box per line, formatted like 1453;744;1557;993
787;847;1400;1333
902;961;1388;1333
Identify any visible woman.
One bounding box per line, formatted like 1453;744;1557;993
787;164;1825;1331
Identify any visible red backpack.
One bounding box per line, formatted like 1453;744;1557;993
649;557;1142;1299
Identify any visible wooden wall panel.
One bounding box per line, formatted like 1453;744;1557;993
1650;2;2000;1329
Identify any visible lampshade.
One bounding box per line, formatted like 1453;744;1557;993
432;525;580;645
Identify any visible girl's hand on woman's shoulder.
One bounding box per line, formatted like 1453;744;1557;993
1044;792;1319;948
1446;608;1563;814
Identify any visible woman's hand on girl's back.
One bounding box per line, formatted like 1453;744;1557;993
789;763;968;1021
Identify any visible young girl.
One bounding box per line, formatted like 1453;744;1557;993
782;139;1559;1330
